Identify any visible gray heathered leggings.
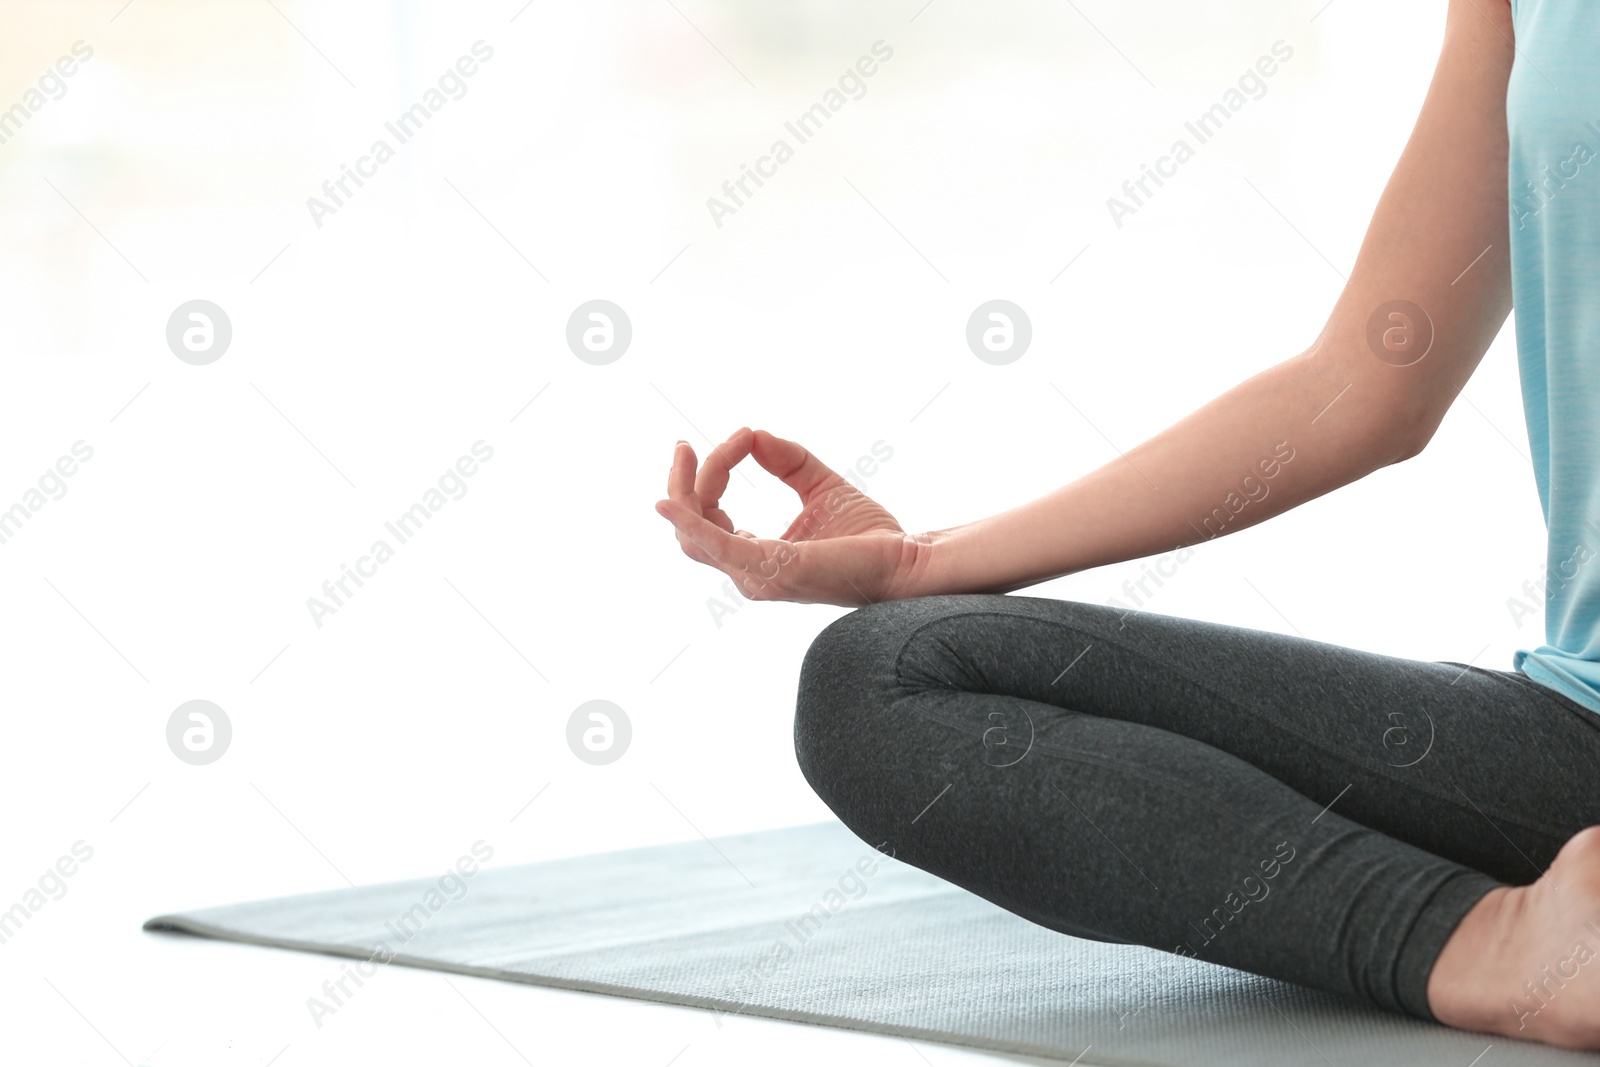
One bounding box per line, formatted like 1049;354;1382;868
792;592;1600;1021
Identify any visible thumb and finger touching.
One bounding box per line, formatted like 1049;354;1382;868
692;426;755;534
657;427;867;594
658;433;770;583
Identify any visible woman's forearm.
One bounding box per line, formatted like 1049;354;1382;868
906;349;1421;597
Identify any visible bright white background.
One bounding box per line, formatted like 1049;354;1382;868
0;0;1542;1064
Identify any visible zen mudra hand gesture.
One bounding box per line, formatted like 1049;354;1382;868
653;426;925;608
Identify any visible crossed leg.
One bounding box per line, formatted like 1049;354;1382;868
792;593;1600;1021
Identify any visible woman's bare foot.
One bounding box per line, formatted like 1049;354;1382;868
1428;825;1600;1048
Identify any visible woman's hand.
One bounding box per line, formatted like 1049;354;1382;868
653;427;926;607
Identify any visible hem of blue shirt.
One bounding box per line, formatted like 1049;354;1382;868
1512;648;1600;716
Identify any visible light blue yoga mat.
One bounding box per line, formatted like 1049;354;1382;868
144;820;1585;1066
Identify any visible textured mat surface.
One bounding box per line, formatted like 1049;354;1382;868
145;820;1587;1066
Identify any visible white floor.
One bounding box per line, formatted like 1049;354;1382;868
48;929;1072;1067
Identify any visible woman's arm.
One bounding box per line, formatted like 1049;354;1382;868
903;0;1515;599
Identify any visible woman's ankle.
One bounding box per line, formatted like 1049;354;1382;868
1425;884;1521;1030
1425;826;1600;1049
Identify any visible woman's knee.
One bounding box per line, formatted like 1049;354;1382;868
791;595;985;808
793;603;882;792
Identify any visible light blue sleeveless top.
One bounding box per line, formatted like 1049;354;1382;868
1506;0;1600;714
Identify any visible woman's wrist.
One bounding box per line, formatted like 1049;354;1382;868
898;516;1085;600
895;525;980;599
